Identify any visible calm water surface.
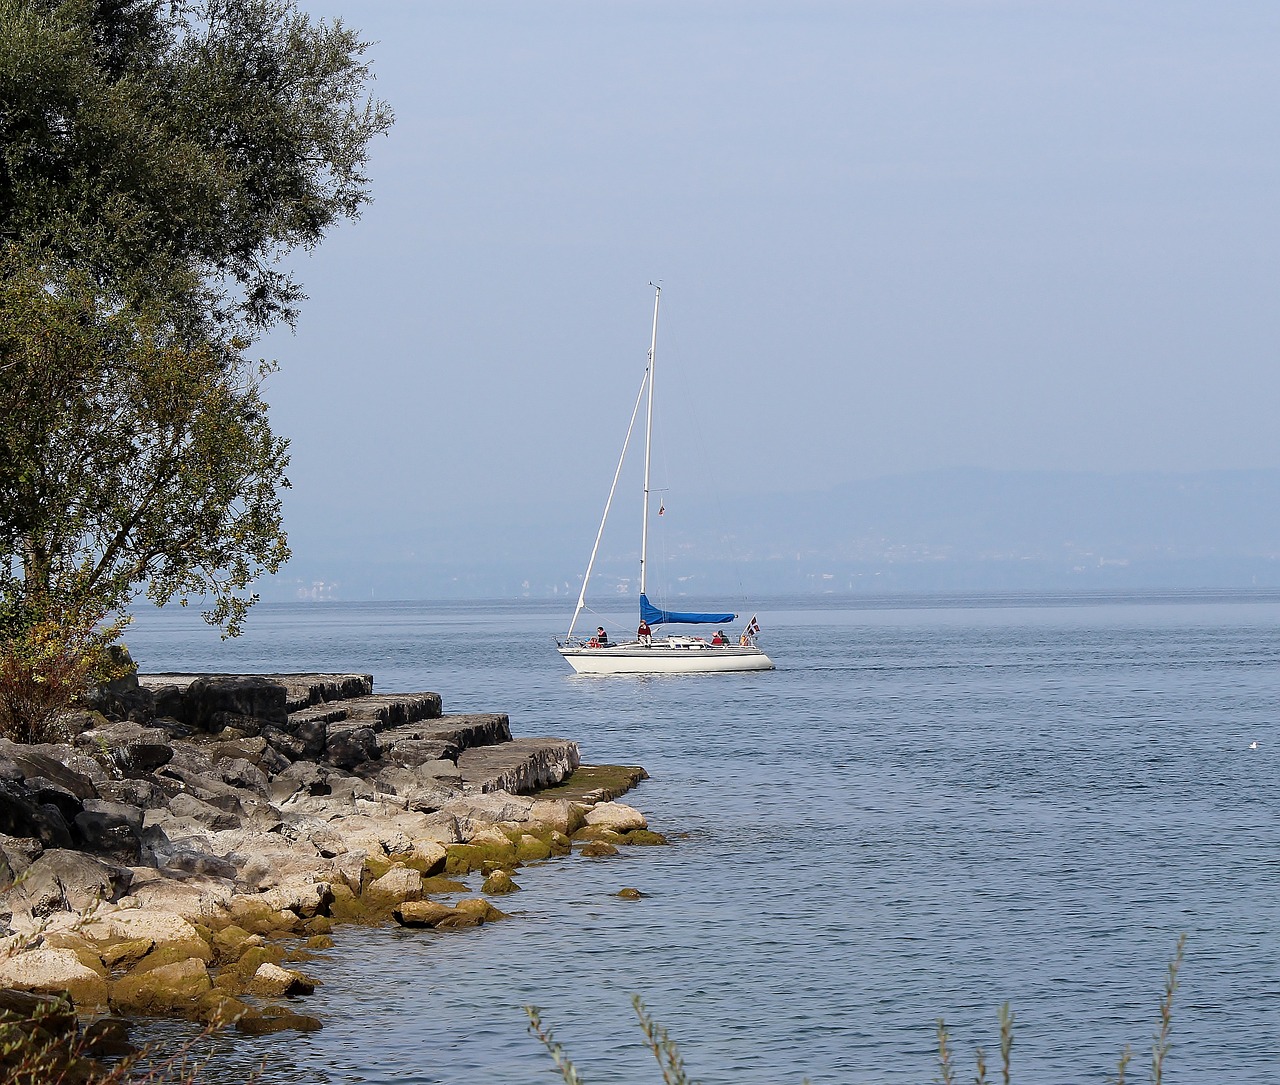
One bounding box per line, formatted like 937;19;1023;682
123;594;1280;1084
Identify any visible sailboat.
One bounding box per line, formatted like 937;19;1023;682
557;286;775;675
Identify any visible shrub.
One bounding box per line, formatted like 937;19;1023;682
0;590;130;744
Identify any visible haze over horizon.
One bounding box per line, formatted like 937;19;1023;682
246;2;1279;603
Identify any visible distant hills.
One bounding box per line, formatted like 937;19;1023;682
262;469;1280;601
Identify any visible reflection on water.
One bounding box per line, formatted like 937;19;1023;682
123;594;1280;1084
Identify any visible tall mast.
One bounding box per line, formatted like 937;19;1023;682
639;284;660;597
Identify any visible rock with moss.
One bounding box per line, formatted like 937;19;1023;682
0;947;110;1009
583;801;647;832
234;1005;323;1034
482;869;519;894
110;956;212;1015
247;961;317;998
392;900;456;929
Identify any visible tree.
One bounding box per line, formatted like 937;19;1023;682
1;0;395;336
0;260;290;636
0;0;393;641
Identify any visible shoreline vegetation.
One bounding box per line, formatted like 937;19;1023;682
0;666;662;1080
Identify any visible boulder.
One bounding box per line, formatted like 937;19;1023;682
382;736;458;768
529;799;587;836
166;793;240;832
363;867;423;908
583;801;647;832
96;778;160;808
247;962;316;998
260;876;334;919
325;726;379;770
482;869;519;894
82;910;212;963
269;761;331;803
0;781;72;848
457;737;580;794
438;792;534;831
77;722;176;777
102;938;155;971
234;1005;322;1034
182;677;288;732
115;871;235;917
404;783;460;814
111;956;211;1014
74;799;144;862
276;814;346;859
8;849;132;919
22;779;83;825
391;900;455;928
0;740;97;799
0;947;109;1008
214;757;269;794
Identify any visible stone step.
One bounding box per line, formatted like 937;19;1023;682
275;674;374;713
457;737;581;795
288;692;442;735
371;713;510;755
138;673;376;719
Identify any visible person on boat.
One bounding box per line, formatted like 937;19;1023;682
637;619;652;646
711;630;727;645
595;626;610;647
739;632;750;646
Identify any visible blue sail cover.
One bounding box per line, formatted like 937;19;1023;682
639;593;736;627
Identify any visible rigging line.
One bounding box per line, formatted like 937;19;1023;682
566;365;650;641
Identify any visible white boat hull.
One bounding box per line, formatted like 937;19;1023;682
558;639;775;675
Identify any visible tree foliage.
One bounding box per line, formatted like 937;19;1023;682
0;0;394;334
0;0;393;643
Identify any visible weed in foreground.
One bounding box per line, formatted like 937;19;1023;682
527;937;1188;1084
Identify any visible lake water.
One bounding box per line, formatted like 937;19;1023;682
122;592;1280;1084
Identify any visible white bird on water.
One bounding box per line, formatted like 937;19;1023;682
1249;741;1258;750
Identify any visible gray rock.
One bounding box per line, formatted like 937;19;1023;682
96;777;160;808
382;736;458;767
293;718;329;758
141;829;238;880
77;720;178;776
457;738;581;794
0;741;96;799
404;784;459;814
325;726;378;770
10;848;132;917
269;761;332;803
168;793;240;832
215;757;269;795
277;815;346;858
183;676;288;732
325;774;375;804
162;767;244;813
0;833;39;880
0;781;73;848
152;685;185;719
260;724;306;761
74;800;143;862
23;778;83;823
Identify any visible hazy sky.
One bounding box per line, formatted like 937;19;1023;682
260;1;1280;573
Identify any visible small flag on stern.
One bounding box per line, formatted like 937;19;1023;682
747;615;761;635
658;503;665;516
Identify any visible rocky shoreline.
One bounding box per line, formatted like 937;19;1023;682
0;669;660;1065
